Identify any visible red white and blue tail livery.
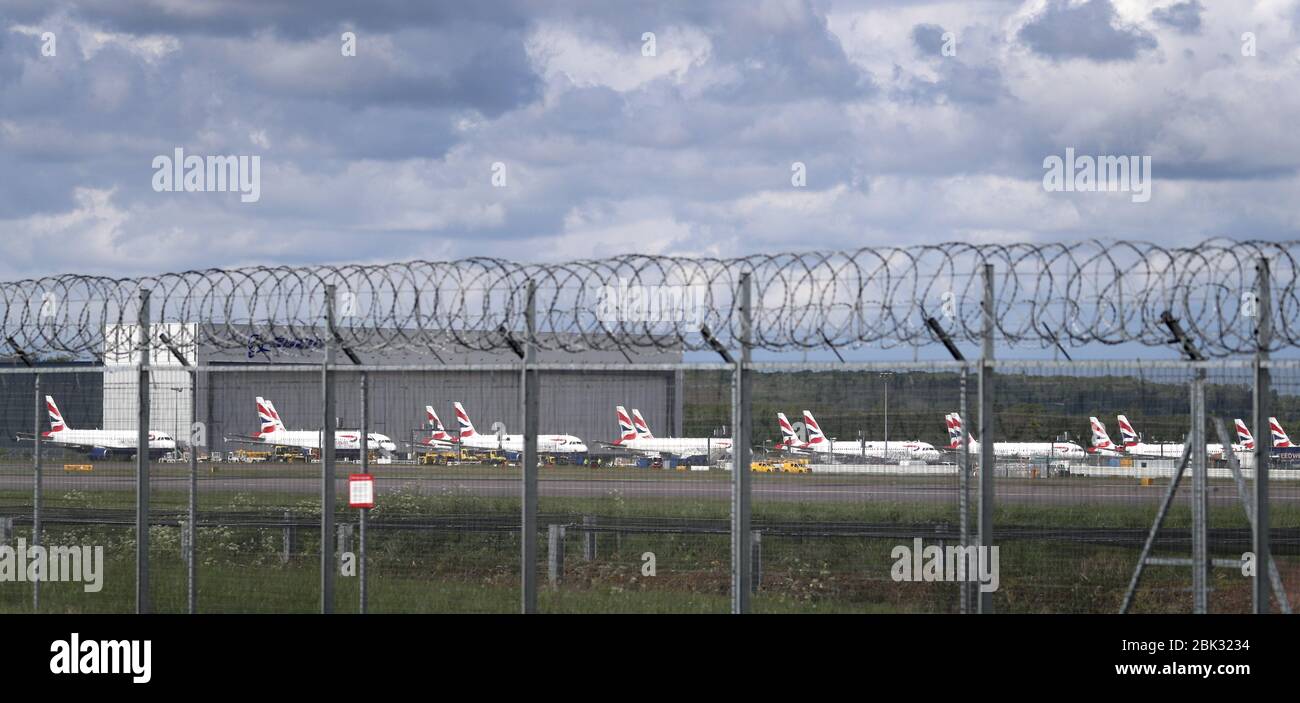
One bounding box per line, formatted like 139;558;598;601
1270;417;1294;448
1235;419;1255;450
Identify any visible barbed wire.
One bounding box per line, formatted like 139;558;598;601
0;239;1294;358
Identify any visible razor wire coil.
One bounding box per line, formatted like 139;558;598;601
0;239;1294;358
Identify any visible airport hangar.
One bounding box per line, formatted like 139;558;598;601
0;325;690;459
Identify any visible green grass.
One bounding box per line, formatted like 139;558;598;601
2;467;1297;614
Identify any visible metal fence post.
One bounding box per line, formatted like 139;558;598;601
359;370;369;614
337;523;353;559
32;372;41;612
978;264;994;614
521;280;539;613
136;289;151;614
732;272;753;613
282;510;295;564
1190;367;1209;613
187;366;198;614
321;284;337;614
1253;258;1271;613
959;364;971;614
673;368;685;437
548;524;565;587
583;515;597;561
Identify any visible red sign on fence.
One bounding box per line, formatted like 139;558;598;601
348;474;374;509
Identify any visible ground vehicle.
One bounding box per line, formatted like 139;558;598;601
778;459;811;474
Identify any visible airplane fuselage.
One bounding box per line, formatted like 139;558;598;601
795;439;942;460
959;440;1087;460
460;433;588;454
616;437;732;457
255;430;397;455
43;429;177;459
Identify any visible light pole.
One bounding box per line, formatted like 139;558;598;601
879;372;893;459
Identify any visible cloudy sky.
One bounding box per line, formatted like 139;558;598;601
1;0;1298;278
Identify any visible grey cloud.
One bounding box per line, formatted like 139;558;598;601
1018;0;1157;62
911;23;947;56
0;0;1296;278
1151;1;1204;36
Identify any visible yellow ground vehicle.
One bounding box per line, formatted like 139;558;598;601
275;447;306;463
750;460;778;473
420;452;453;466
778;460;811;474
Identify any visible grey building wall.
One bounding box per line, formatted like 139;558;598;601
0;366;104;453
199;368;677;454
196;327;685;454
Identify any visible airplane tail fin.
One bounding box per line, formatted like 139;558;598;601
948;412;975;447
1234;418;1256;450
426;405;452;442
801;410;827;447
1116;415;1139;447
257;396;285;436
45;395;67;433
615;406;638;443
1089;416;1116;451
631;409;654;439
453;402;478;438
777;412;804;447
1270;417;1294;448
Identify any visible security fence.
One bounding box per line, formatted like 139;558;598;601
0;240;1296;614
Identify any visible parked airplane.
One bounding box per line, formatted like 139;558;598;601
1234;417;1300;451
777;412;802;449
944;412;1086;459
453;402;588;454
419;406;457;451
605;406;731;457
1114;414;1186;458
227;397;397;457
782;410;941;461
1087;417;1124;457
630;409;654;439
1115;414;1236;460
1234;419;1256;450
1270;417;1295;448
15;396;177;460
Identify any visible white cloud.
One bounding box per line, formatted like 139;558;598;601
526;23;712;93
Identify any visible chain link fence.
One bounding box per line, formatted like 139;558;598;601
0;241;1294;614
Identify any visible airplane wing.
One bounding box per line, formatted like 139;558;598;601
15;433;106;453
223;434;271;446
402;439;457;452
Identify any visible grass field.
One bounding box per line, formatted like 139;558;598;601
1;462;1297;614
